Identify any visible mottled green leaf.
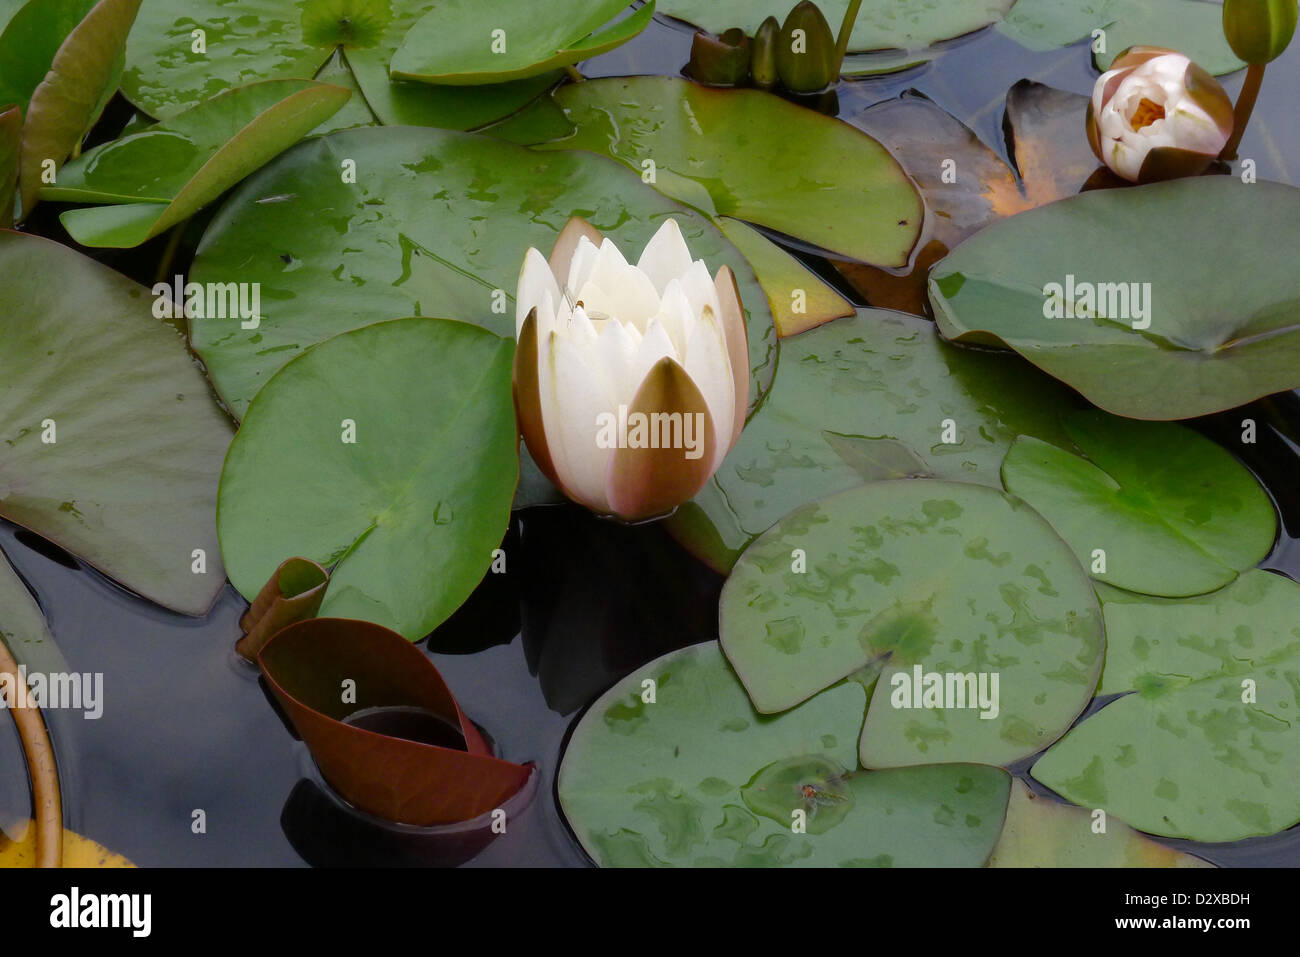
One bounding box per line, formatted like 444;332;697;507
217;318;519;641
664;309;1080;572
1034;570;1300;842
720;480;1104;769
49;78;349;247
1001;411;1275;598
987;779;1212;867
533;77;922;267
189;125;775;418
929;178;1300;420
558;641;1011;867
0;232;230;616
391;0;654;85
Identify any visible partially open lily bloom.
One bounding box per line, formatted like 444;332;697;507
1087;46;1234;183
513;217;749;522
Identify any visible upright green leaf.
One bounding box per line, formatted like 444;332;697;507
49;78;350;247
18;0;141;215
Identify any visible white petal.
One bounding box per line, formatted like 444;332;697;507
681;305;735;474
538;330;614;513
653;278;694;359
636;218;694;294
517;247;560;337
678;259;723;323
625;318;678;404
565;235;602;298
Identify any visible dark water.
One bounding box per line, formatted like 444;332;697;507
5;10;1300;867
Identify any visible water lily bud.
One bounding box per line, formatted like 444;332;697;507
1223;0;1298;64
777;0;837;93
513;218;750;523
1086;46;1234;183
751;16;781;89
687;27;752;86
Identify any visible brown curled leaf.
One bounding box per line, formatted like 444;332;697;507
235;556;329;661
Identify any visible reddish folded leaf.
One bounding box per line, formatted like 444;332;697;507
258;618;532;827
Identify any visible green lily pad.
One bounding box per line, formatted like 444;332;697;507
391;0;654;85
987;779;1212;867
664;309;1080;572
1001;0;1245;75
120;0;555;129
0;552;67;678
1033;570;1300;842
217;318;519;641
558;641;1012;867
659;0;1015;53
532;77;922;267
1001;410;1275;598
0;232;231;616
0;0;95;114
189;125;775;418
715;217;853;338
719;480;1104;769
47;78;350;247
929;177;1300;421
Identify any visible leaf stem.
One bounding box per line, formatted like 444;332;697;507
833;0;864;78
1220;62;1265;161
153;219;188;286
563;64;586;83
0;638;61;867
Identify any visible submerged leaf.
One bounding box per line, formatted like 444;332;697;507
0;822;134;867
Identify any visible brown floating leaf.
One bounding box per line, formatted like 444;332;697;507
258;618;533;827
235;557;329;661
836;83;1094;317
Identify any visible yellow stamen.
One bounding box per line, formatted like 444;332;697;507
1130;97;1166;131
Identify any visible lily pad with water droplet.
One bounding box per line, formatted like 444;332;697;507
558;641;1011;867
1033;570;1300;842
190;125;774;418
719;480;1104;768
664;309;1080;572
1001;410;1275;598
929;177;1300;420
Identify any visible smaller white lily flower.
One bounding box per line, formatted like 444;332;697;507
513;217;750;522
1087;46;1234;183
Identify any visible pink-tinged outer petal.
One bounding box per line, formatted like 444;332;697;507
513;307;569;497
548;216;605;288
1136;146;1219;183
714;265;750;451
605;357;718;522
1182;60;1235;137
1086;101;1104;163
1109;45;1181;72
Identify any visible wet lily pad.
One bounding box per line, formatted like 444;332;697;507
1001;0;1245;75
391;0;655;85
532;77;922;267
715;217;853;338
0;232;230;616
720;480;1104;769
558;641;1011;867
664;309;1080;572
987;779;1211;867
1033;570;1300;842
120;0;556;128
48;78;350;247
190;125;774;418
217;318;518;641
0;551;65;677
929;178;1300;420
659;0;1015;53
1001;410;1275;598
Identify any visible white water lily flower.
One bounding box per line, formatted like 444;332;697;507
1087;46;1234;183
513;217;749;522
